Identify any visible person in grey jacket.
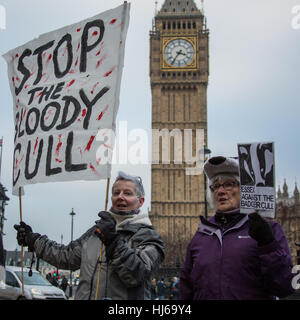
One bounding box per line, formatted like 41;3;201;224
14;172;165;300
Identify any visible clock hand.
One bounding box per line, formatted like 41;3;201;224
176;49;186;56
171;52;180;65
171;49;187;64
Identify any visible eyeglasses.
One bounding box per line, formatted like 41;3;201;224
209;181;239;192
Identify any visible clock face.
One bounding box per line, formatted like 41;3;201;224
164;38;195;67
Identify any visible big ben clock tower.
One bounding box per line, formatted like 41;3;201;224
149;0;209;266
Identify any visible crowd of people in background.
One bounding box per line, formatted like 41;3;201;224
150;277;180;300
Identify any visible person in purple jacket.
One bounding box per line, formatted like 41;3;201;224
179;156;295;300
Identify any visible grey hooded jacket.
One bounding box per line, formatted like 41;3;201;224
34;214;164;300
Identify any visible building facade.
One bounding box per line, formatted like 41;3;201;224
275;181;300;266
149;0;209;266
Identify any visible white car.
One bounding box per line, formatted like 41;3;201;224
0;266;67;300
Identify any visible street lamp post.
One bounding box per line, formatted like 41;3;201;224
203;146;211;219
69;208;76;298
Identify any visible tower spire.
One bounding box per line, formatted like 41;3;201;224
283;179;289;199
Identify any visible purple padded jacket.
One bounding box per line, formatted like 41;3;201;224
179;211;295;300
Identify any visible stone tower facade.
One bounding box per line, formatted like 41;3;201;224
149;0;209;265
275;181;300;266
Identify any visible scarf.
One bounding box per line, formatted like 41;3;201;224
109;207;152;230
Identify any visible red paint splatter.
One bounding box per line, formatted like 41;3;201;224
95;42;104;56
104;143;113;150
92;31;98;36
105;70;113;77
77;109;87;122
110;19;117;25
46;54;52;64
16;98;20;109
77;28;81;32
96;157;102;165
104;66;116;77
76;42;81;52
84;135;96;152
75;57;79;66
55;134;62;156
33;137;39;155
66;79;75;88
89;163;99;176
42;52;46;59
15;53;19;58
97;104;109;121
91;82;99;94
15;155;24;168
62;45;68;57
16;76;20;83
68;69;75;74
12;77;15;87
35;91;43;100
96;56;106;69
25;85;29;89
55;158;62;163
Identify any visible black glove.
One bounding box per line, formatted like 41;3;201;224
95;211;119;246
248;212;275;247
13;221;41;252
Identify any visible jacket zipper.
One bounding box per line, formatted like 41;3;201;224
219;227;224;299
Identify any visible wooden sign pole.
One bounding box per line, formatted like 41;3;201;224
94;178;110;300
18;187;24;297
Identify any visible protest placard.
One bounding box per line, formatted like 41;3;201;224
237;142;275;218
3;3;130;195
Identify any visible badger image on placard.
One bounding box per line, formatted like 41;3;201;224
238;143;274;187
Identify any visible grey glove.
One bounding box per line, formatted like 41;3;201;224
13;221;41;252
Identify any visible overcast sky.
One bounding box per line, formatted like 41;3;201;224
0;0;299;251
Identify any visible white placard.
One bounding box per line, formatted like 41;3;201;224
238;142;275;218
3;3;130;195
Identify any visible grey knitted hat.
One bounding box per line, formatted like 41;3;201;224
204;156;239;180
